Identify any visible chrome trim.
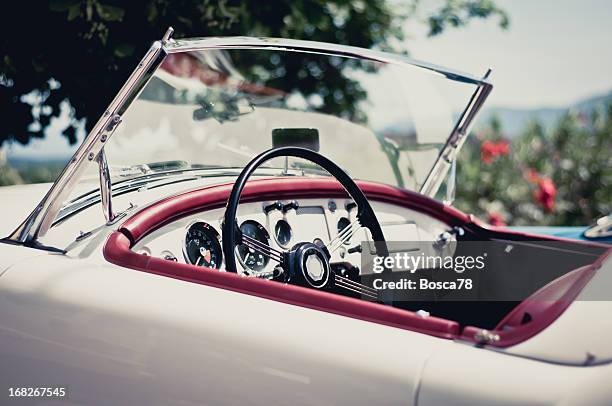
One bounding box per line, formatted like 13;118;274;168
584;215;612;239
443;158;457;205
8;39;167;242
301;245;330;288
97;149;115;223
420;69;493;197
162;26;174;44
164;37;489;86
474;329;500;344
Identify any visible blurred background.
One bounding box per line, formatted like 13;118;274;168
0;0;610;226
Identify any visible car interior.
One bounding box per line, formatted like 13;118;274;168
103;149;608;346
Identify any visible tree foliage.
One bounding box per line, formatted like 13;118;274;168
455;106;612;226
0;0;507;148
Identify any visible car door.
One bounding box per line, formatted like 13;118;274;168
0;250;451;405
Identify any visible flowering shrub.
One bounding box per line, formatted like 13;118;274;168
454;105;612;226
480;140;509;164
534;177;557;212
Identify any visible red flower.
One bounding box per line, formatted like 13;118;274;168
534;177;557;212
481;140;510;164
488;212;506;227
481;141;496;164
496;140;510;156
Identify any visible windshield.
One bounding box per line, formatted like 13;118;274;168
99;46;477;191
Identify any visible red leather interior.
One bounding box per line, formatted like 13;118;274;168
103;176;609;346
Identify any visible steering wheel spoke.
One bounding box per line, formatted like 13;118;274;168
326;218;363;254
239;232;285;264
333;274;379;300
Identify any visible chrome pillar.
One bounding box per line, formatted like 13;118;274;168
97;149;115;223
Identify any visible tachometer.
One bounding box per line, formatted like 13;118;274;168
184;222;223;269
237;220;270;272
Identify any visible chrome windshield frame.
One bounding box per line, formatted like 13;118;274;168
6;30;492;245
163;36;489;85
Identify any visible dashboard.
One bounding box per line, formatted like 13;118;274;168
132;197;451;277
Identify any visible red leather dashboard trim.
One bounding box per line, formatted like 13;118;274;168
119;177;470;244
103;176;609;345
105;177;462;339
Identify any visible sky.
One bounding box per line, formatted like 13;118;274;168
4;0;612;159
406;0;612;108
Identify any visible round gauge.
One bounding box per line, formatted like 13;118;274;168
184;222;222;269
160;250;177;262
237;220;270;272
274;219;292;247
337;217;352;245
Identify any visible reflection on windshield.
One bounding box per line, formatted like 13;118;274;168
102;48;476;191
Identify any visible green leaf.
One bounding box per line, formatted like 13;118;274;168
96;4;125;22
147;3;158;22
67;4;81;21
49;0;80;12
114;43;135;58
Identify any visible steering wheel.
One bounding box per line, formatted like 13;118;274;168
222;147;388;295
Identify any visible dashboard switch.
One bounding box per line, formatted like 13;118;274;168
264;201;283;214
282;200;299;213
347;245;362;254
345;201;357;212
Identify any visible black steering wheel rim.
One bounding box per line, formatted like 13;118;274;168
222;147;388;275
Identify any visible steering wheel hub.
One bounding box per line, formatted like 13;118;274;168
290;242;330;289
305;254;325;281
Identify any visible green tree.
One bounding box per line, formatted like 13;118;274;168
0;0;508;150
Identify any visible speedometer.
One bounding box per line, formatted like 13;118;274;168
184;222;223;269
237;220;270;272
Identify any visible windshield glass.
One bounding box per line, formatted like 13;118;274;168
97;46;477;192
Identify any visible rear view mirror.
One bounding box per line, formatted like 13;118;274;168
272;128;320;152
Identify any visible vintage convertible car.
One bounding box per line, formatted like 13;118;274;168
1;29;611;405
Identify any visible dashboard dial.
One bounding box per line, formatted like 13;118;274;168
274;219;292;247
184;222;222;269
237;220;270;272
